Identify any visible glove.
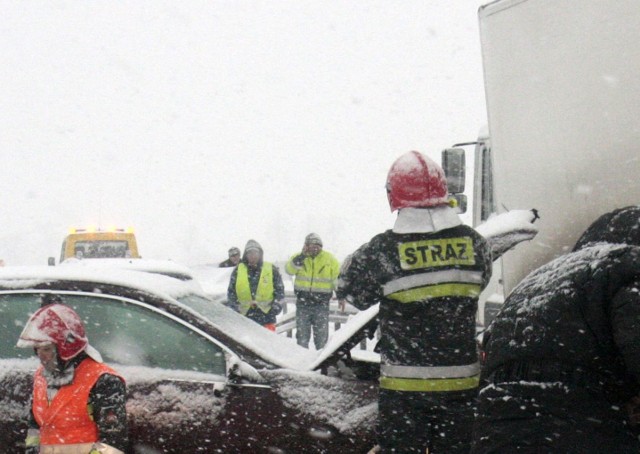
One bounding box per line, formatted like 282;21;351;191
89;442;125;454
627;395;640;428
271;301;283;315
25;428;40;454
292;254;305;267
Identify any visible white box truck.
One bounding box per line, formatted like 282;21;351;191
444;0;640;323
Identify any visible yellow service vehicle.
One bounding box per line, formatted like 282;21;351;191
59;227;140;262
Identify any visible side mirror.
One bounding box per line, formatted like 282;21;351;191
47;257;56;266
225;353;265;385
442;148;466;194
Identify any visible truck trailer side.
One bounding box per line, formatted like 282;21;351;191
478;0;640;295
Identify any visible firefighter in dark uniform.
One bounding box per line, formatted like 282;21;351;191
338;151;492;453
472;206;640;453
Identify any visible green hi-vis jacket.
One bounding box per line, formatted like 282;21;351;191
285;250;340;296
236;262;275;314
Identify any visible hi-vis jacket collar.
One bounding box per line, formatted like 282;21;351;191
393;206;462;234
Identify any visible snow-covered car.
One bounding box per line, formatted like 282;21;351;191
0;266;377;453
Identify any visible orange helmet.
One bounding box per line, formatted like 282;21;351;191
386;151;449;212
17;303;90;361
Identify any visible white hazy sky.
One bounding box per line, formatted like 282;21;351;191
2;0;487;266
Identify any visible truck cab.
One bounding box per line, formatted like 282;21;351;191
442;133;504;327
59;227;140;262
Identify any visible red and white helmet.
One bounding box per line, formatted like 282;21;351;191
386;150;449;212
17;303;96;361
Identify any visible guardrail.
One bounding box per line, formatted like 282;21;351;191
276;299;376;350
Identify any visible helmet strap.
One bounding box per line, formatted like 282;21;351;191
42;359;75;388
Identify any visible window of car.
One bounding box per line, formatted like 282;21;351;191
0;292;226;376
0;294;40;360
176;293;217;316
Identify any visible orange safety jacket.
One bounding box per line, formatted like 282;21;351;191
33;357;124;446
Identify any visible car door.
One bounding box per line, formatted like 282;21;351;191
59;292;289;453
71;293;373;453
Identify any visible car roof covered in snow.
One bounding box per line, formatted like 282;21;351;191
59;257;196;281
0;265;201;300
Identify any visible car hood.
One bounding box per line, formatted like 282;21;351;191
309;305;379;371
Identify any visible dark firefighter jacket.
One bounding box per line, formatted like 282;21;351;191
339;223;492;392
472;243;640;453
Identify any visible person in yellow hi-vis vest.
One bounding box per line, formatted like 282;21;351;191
227;239;285;331
285;233;341;349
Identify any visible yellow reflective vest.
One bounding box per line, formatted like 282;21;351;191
236;263;275;315
285;250;339;295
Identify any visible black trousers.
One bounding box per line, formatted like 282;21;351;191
378;387;477;453
471;382;640;454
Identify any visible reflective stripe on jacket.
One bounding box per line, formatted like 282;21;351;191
236;262;275;314
33;358;123;446
383;269;484;303
285;250;339;294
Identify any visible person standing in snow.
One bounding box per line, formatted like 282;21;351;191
285;233;341;349
227;239;285;331
219;246;241;268
338;151;492;453
471;206;640;453
17;303;128;454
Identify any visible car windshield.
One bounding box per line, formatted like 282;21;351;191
176;293;218;317
175;293;319;370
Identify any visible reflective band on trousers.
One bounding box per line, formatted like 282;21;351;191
380;375;480;392
383;269;483;303
380;363;480;392
381;362;480;379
